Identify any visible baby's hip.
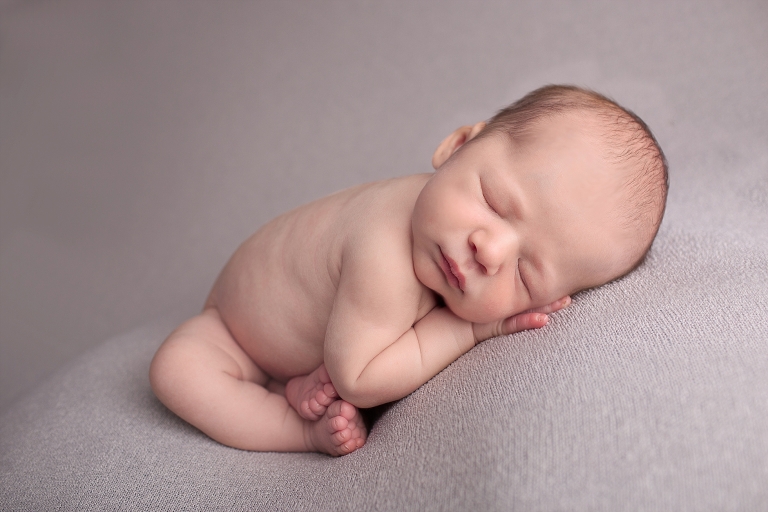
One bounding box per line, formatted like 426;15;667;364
207;299;326;382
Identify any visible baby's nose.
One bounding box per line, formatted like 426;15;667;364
469;228;515;276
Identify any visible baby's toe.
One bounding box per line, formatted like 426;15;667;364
308;398;327;416
333;428;352;445
324;399;342;418
315;389;335;407
322;382;338;399
317;364;332;384
338;439;361;454
337;400;359;421
327;414;350;433
340;434;365;454
300;401;320;421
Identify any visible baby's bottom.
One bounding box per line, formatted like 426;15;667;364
149;308;366;456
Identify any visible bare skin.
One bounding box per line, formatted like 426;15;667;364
285;363;338;421
150;112;636;456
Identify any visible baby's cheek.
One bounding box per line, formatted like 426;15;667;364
486;288;521;317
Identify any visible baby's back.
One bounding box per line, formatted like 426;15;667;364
207;174;431;381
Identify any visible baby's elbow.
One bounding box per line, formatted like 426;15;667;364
330;373;381;409
332;379;367;408
341;390;380;409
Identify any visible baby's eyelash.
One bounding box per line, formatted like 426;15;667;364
482;193;496;212
518;260;531;297
479;179;498;214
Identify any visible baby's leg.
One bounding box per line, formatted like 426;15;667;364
149;308;366;455
285;364;339;421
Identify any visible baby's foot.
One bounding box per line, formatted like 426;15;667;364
285;364;339;421
305;400;367;456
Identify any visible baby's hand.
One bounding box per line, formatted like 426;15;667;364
472;296;571;343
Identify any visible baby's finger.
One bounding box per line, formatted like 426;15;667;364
526;296;571;315
502;312;549;335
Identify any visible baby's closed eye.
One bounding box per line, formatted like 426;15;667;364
517;259;531;298
479;177;500;215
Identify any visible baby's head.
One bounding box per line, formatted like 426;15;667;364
412;85;668;323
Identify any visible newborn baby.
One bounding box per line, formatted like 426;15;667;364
150;85;668;456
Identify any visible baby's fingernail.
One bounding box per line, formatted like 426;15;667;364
538;314;548;323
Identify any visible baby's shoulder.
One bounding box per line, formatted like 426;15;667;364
340;174;429;254
343;173;429;227
337;174;431;294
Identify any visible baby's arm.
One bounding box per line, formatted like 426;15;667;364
326;298;567;408
286;295;566;419
323;239;568;408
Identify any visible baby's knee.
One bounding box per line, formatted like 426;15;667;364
149;321;207;402
149;313;246;406
148;334;186;403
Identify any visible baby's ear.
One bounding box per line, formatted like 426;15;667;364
431;121;487;169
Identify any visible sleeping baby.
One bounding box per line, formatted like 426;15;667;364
150;85;668;456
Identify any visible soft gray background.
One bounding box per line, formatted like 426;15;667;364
4;0;764;412
2;1;768;510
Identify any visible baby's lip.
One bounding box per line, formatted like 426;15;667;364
439;248;465;292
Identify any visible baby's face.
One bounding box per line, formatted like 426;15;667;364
412;114;636;323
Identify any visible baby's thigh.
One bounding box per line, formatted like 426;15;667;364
155;307;271;387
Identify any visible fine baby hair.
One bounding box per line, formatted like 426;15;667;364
481;84;669;271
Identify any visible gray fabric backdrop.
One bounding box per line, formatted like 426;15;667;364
1;1;767;510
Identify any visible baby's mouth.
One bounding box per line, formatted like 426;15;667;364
439;248;465;292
